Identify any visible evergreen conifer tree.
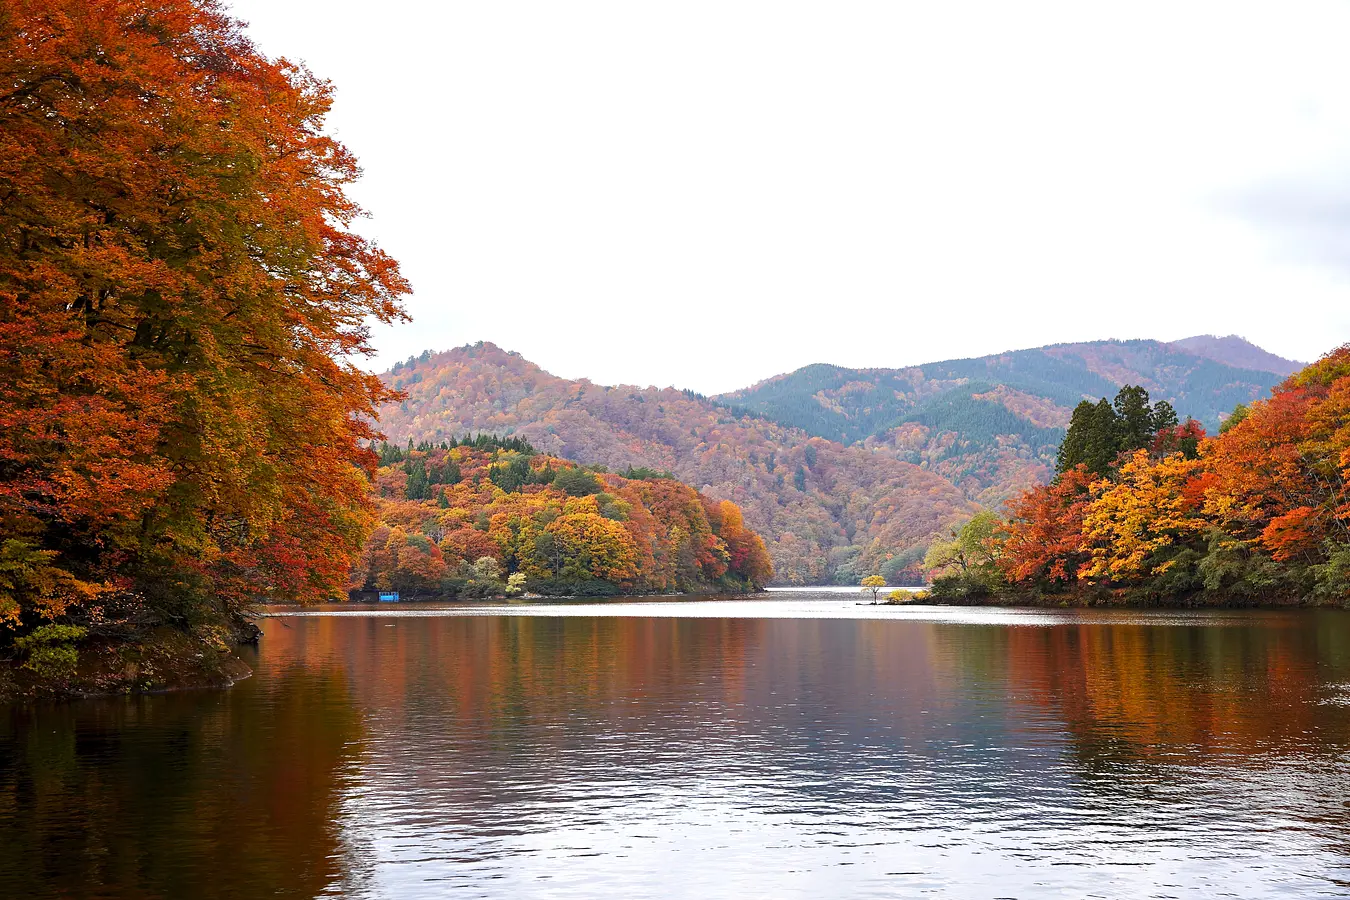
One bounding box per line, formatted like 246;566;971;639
1150;400;1179;434
1113;385;1154;452
1085;398;1122;476
404;458;429;499
1056;401;1096;474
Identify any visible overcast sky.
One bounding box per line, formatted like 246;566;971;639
227;0;1350;394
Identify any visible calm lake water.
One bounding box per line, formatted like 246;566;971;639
4;593;1350;899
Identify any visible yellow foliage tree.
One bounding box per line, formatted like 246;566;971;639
1080;451;1206;581
546;513;639;582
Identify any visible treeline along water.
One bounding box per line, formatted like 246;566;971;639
2;598;1350;898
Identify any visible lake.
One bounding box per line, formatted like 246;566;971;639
3;593;1350;898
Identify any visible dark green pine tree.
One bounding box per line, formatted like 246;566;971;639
508;456;531;489
793;465;807;491
1057;387;1193;480
404;457;430;500
1113;385;1154;453
1056;400;1096;474
489;457;531;493
1084;398;1122;476
1150;400;1179;434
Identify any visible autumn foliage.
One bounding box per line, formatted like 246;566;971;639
350;442;773;597
0;1;407;631
374;343;976;586
993;347;1350;605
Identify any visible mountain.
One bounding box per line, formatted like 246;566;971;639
374;337;1296;584
1166;335;1304;378
375;343;976;585
717;339;1289;506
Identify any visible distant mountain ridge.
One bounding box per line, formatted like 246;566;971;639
715;337;1290;505
375;336;1298;584
1166;334;1304;377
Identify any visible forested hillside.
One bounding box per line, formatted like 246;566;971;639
718;338;1289;505
375;344;976;585
940;345;1350;607
1168;335;1304;378
354;438;772;597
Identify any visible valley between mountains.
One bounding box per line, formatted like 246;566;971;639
376;336;1299;585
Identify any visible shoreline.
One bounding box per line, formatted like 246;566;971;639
9;591;1345;705
890;590;1349;611
0;625;256;706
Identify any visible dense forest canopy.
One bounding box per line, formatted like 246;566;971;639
930;350;1350;606
355;444;773;597
0;0;407;638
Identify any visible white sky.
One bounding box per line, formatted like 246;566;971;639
227;0;1350;394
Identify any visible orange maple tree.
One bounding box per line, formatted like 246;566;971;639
0;0;407;628
997;465;1094;585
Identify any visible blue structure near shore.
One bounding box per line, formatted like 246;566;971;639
378;592;400;603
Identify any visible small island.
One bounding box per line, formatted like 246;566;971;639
352;435;773;600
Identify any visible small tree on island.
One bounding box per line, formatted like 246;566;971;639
861;575;886;604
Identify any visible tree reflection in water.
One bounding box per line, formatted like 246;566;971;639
0;660;364;899
3;605;1350;898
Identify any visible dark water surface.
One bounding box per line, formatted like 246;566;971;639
4;595;1350;898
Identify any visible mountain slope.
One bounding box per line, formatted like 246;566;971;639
376;343;976;585
717;339;1288;505
1167;334;1304;377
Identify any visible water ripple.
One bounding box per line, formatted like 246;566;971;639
3;605;1350;899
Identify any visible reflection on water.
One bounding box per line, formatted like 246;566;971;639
0;659;363;899
3;599;1350;898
